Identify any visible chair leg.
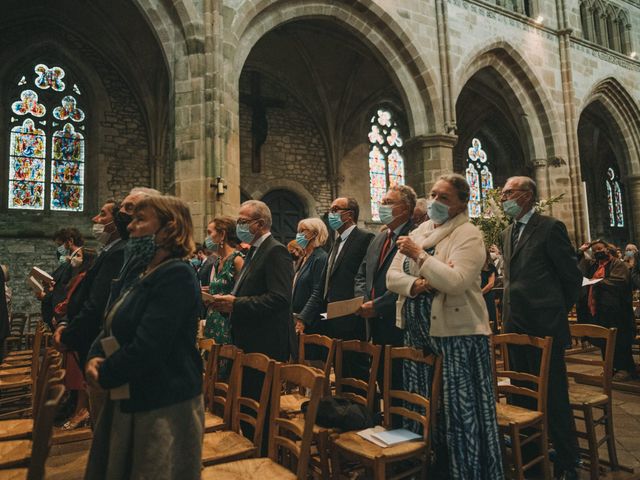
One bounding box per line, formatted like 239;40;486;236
330;443;342;480
511;426;525;480
603;402;620;470
539;422;551;480
584;406;599;480
318;431;331;480
373;458;386;480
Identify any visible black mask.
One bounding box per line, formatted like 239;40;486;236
594;251;608;262
115;211;132;240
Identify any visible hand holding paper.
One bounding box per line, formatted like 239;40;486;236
326;296;364;320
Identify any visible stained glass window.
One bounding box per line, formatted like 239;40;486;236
606;168;624;227
465;138;493;218
7;64;86;211
368;108;405;221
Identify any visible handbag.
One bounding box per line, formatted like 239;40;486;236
303;395;374;431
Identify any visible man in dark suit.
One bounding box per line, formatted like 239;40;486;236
299;197;374;378
501;176;582;480
355;185;414;418
210;200;293;363
54;200;127;367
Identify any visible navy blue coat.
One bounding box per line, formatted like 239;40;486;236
89;259;202;413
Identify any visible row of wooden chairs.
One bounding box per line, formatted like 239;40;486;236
0;347;66;479
495;324;621;480
197;336;444;479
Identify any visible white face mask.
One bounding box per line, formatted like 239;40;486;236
92;221;113;245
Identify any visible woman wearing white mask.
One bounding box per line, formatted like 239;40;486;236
387;173;503;480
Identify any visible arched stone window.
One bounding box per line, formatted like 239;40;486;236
605;167;624;227
367;107;406;221
617;10;632;54
465;138;493;218
580;1;591;40
8;64;86;211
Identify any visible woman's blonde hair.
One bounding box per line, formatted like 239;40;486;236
298;217;328;248
135;195;195;258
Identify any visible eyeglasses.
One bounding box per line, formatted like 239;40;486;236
500;189;528;198
236;218;258;226
328;207;351;214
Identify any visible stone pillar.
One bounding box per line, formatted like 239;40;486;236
626;175;640;241
405;133;458;197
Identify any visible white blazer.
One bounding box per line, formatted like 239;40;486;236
386;212;491;337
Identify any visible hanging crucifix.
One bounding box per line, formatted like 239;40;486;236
239;71;285;173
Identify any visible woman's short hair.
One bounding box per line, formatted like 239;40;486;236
135;195;195;258
64;228;85;247
211;216;240;247
298;217;329;248
439;173;470;203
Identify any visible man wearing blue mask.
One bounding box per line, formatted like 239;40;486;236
299;197;374;380
500;176;582;480
354;185;415;422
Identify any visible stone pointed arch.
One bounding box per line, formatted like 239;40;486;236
227;0;438;136
580;77;640;175
454;41;561;162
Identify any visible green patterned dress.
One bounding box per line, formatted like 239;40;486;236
204;251;243;342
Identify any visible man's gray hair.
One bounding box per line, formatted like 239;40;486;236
242;200;272;229
439;173;470;203
389;185;417;214
506;176;538;201
129;187;162;198
415;197;429;212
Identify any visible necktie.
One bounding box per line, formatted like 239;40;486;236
323;236;342;299
511;222;523;251
231;246;255;295
371;231;394;299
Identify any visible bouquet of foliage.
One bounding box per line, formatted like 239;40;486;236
470;188;564;249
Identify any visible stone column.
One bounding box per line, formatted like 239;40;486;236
626;175;640;241
404;133;457;197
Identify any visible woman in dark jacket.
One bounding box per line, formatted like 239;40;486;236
293;217;329;336
577;240;637;380
85;195;203;480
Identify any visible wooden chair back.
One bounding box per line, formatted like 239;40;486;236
493;334;553;412
231;353;275;453
298;334;336;395
32;350;62;418
209;344;242;425
199;339;216;407
383;346;443;444
566;324;616;395
28;384;65;480
29;324;45;384
334;340;381;413
268;364;324;478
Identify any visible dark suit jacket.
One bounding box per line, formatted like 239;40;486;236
89;259;203;413
231;234;293;362
501;212;582;345
61;239;126;366
300;226;374;339
198;255;216;287
41;261;73;329
292;248;328;322
354;222;411;341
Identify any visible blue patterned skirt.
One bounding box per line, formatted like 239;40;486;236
403;287;504;479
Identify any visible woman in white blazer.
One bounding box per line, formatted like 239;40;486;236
387;174;503;480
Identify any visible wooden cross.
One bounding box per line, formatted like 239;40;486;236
239;71;285;173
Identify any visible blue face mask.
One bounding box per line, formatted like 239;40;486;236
295;233;309;249
328;212;344;231
204;236;216;251
427;200;450;225
236;223;255;244
378;205;395;225
126;234;159;267
190;257;202;268
57;244;69;264
503;199;523;219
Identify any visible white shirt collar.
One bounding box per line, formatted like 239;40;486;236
338;224;356;241
518;208;536;225
252;232;271;249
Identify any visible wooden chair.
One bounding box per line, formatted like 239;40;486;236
565;324;619;479
298;334;336;395
0;354;64;441
201;363;324;480
334;340;381;414
330;346;443;479
201;352;275;466
0;383;65;476
493;334;553;480
204;344;242;433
